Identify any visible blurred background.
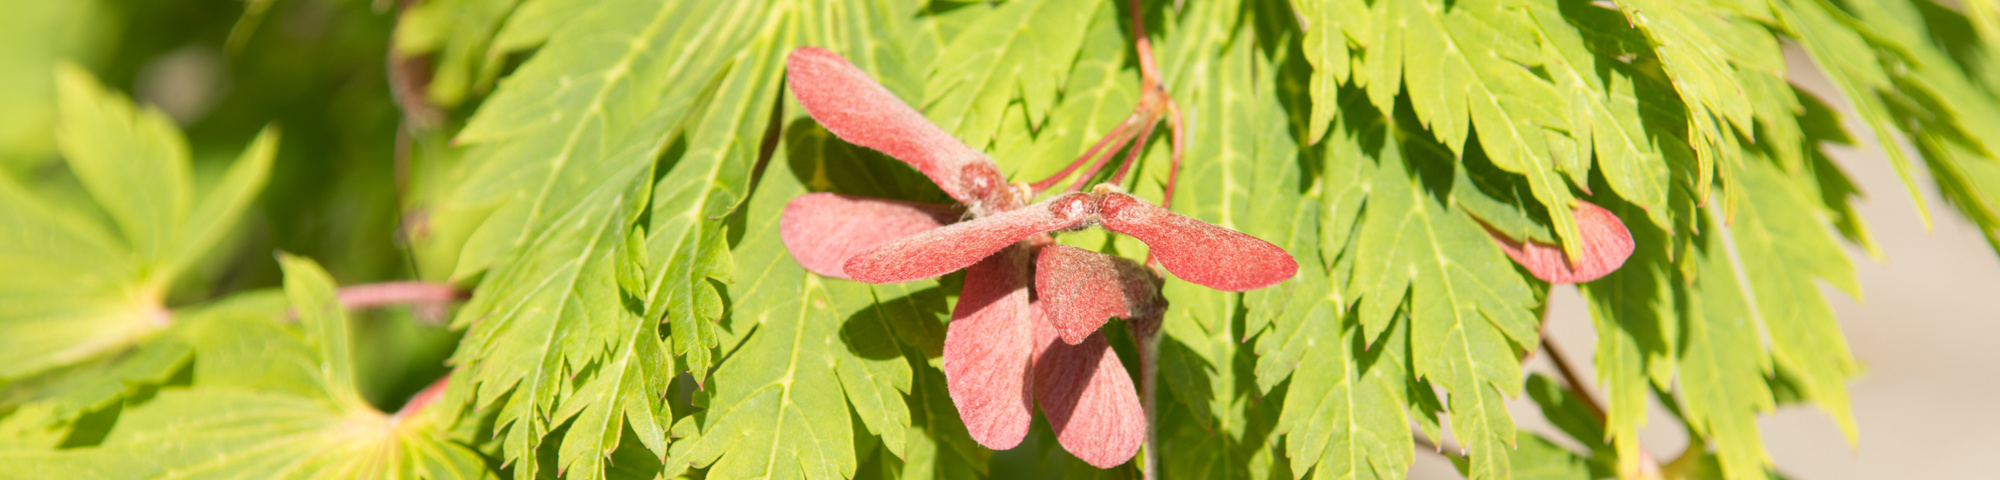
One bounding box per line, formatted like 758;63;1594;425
1;0;459;414
7;1;1994;478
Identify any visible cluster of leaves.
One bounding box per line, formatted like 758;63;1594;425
5;0;2000;479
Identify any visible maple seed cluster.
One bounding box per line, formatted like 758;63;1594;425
777;46;1298;469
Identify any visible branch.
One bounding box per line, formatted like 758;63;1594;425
1540;337;1606;422
1137;330;1162;480
1542;325;1665;479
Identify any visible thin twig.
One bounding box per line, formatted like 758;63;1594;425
1542;320;1666;479
1034;0;1183;199
1105;113;1157;187
1540;337;1607;422
1138;332;1162;480
1129;0;1162;84
1032;120;1134;192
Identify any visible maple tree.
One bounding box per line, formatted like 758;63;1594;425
4;0;1999;479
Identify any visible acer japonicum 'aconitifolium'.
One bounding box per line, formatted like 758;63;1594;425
777;46;1297;468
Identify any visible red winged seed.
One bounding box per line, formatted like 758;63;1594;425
1031;304;1146;469
1095;192;1298;291
943;245;1037;449
786;47;1014;211
779;193;959;279
1489;200;1635;284
1034;245;1161;345
844;193;1095;284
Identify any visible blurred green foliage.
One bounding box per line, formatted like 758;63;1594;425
0;0;453;416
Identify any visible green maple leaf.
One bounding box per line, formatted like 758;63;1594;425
922;0;1101;149
0;64;274;418
1521;0;1673;229
1258;288;1415;480
1341;103;1540;480
1521;374;1606;456
1610;0;1758;205
0;256;489;480
994;7;1137;185
1677;219;1779;480
1806;0;2000;257
1354;0;1587;261
1450;432;1605;480
440;1;788;475
1292;0;1368;144
392;0;527;106
1575;178;1680;475
1257;91;1413;480
1726;153;1861;442
1773;0;1934;226
667;272;856;480
442;1;952;474
22;1;2000;479
1463;376;1614;479
872;363;987;480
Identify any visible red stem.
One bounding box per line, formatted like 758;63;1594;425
1066;127;1136;193
336;281;468;310
1032;119;1137;193
1107;116;1157;187
1129;0;1161;86
1161;101;1185;209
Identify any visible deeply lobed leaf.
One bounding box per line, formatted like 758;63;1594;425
5;259;490;479
1344;110;1540;480
923;0;1102;151
1;66;274;402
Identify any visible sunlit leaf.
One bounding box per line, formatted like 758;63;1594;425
1343;103;1540;480
0;257;490;480
922;0;1101;149
0;65;274;402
